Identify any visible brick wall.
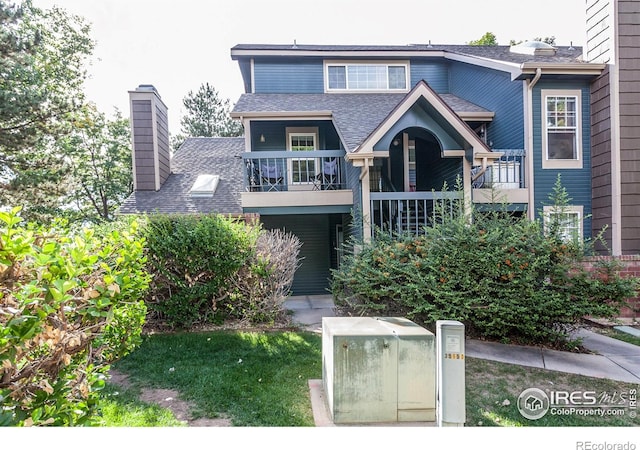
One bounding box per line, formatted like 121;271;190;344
581;255;640;319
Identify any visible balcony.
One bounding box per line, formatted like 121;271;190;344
241;150;353;210
472;150;528;205
371;191;462;237
243;150;347;191
370;151;527;237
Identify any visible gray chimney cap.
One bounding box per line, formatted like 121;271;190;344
137;84;158;92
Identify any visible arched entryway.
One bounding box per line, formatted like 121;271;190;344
370;127;464;236
386;127;463;193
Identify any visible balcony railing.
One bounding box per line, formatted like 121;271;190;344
371;191;462;237
242;150;346;192
472;150;526;189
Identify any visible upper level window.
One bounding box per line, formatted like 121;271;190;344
326;62;408;92
541;89;582;169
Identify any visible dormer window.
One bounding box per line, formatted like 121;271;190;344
325;61;409;92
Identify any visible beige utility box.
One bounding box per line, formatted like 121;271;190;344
322;316;435;424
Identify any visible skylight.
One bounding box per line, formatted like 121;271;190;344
510;41;557;56
190;174;220;197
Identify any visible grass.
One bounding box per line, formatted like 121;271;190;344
101;330;639;427
591;327;640;347
95;383;186;427
465;357;638;427
104;330;322;426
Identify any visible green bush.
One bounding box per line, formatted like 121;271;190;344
142;214;258;328
331;185;639;346
142;214;302;329
0;208;150;426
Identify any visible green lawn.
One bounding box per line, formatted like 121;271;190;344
101;330;639;427
96;383;186;427
104;330;321;426
592;326;640;347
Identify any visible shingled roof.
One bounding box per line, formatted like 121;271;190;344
230;43;586;65
118;137;245;215
232;92;490;151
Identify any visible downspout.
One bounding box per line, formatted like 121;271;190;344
526;67;542;220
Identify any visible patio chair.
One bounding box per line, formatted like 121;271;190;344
259;163;283;191
312;158;339;190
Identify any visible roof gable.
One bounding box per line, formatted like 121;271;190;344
231;91;492;153
354;80;493;161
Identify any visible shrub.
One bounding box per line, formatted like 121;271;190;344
0;208;150;426
331;185;639;346
142;214;257;328
142;214;303;329
223;228;303;325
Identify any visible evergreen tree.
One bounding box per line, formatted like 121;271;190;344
173;82;243;150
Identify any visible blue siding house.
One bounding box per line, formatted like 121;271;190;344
121;41;608;295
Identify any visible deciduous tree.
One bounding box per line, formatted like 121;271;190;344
0;0;94;223
62;106;133;223
468;31;498;46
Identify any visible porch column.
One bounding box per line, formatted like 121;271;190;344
348;155;375;243
360;158;373;243
463;156;472;221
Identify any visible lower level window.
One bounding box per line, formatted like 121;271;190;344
543;205;583;242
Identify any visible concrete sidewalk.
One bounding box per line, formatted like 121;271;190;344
285;295;640;384
284;295;336;333
465;329;640;384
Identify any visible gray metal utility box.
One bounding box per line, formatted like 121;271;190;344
322;316;435;424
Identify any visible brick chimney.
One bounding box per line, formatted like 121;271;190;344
128;84;170;191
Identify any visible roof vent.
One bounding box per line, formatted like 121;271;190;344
190;174;220;197
510;40;557;56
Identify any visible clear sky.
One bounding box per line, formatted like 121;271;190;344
31;0;588;134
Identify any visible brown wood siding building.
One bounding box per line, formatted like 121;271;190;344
587;0;640;255
155;103;171;186
131;99;157;191
590;66;614;251
618;0;640;253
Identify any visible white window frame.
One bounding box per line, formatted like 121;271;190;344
541;89;582;169
543;205;583;242
324;60;410;93
286;127;318;186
